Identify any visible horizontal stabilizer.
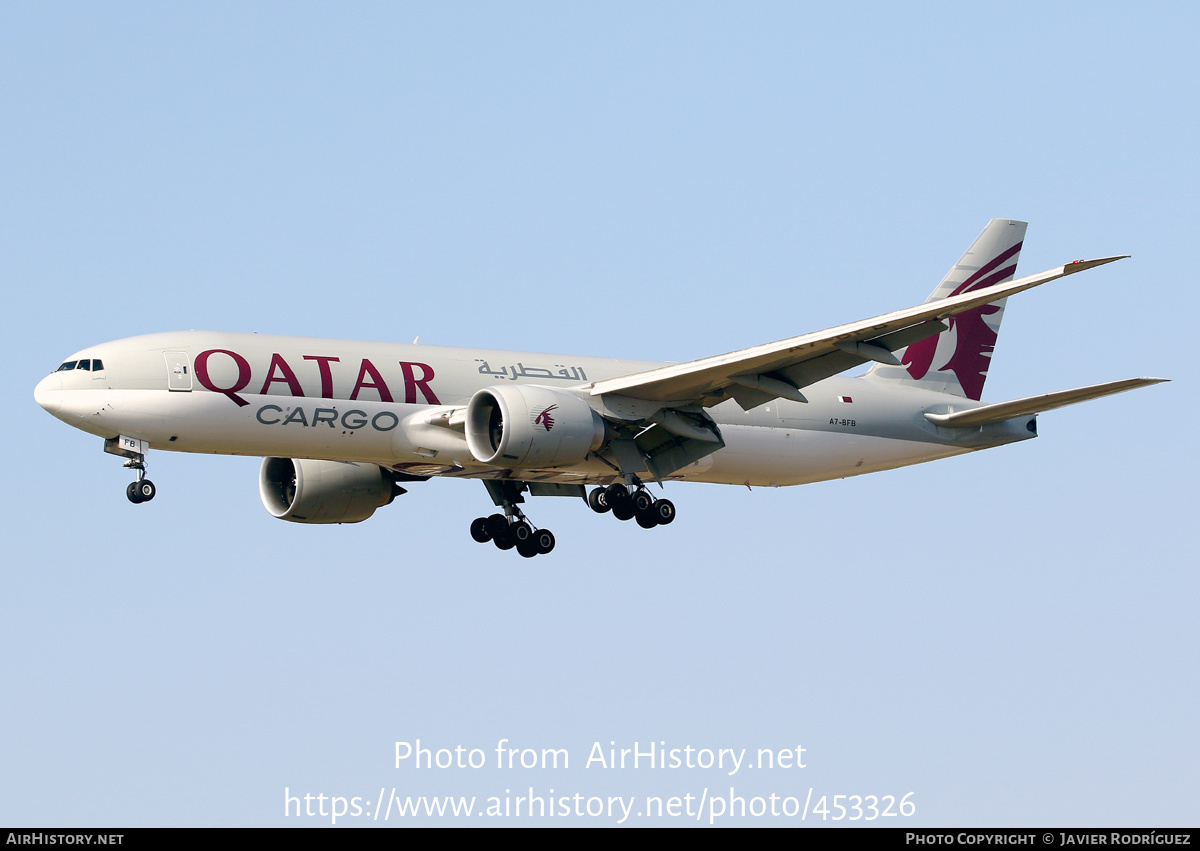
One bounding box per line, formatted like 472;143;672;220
1062;256;1132;274
924;377;1167;428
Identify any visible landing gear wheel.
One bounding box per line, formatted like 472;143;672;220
588;487;611;513
632;490;654;512
470;517;492;543
492;529;516;550
484;513;508;538
635;507;659;528
607;484;635;520
516;539;539;558
534;529;555;554
654;498;676;525
611;499;635;521
126;482;143;504
511;520;533;544
136;480;156;502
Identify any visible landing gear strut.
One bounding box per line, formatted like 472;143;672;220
589;482;674;529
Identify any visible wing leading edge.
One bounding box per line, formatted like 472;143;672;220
589;256;1128;409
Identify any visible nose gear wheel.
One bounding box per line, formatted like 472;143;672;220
126;479;156;504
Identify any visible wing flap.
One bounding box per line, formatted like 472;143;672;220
924;377;1167;428
589;256;1128;405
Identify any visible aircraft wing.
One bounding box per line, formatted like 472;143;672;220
589;256;1128;409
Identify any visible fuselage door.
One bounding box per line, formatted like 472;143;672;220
165;352;193;391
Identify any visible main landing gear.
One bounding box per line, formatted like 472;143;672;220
588;482;675;529
472;477;556;556
468;476;675;557
470;480;556;558
469;511;556;558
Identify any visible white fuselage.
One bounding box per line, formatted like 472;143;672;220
34;331;1033;488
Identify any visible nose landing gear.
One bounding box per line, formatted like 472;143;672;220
105;435;156;504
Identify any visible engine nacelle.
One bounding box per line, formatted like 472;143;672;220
465;385;608;468
259;458;399;524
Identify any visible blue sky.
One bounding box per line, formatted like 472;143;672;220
2;2;1195;826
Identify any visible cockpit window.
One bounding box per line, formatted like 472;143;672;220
55;358;103;372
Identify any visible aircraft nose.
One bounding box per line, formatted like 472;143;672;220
34;373;62;415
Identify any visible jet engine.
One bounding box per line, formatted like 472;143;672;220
259;457;403;524
465;385;608;468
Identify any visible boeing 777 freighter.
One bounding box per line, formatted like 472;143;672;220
34;220;1165;557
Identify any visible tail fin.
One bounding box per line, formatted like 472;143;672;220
867;218;1027;400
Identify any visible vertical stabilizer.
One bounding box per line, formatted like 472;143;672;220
867;219;1026;400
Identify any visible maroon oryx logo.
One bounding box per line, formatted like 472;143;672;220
901;240;1022;401
534;405;558;431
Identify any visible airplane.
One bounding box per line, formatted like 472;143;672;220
34;220;1166;558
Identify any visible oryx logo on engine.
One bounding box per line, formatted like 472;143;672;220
534;405;558;431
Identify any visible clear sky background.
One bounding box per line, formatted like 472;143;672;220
2;2;1195;827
